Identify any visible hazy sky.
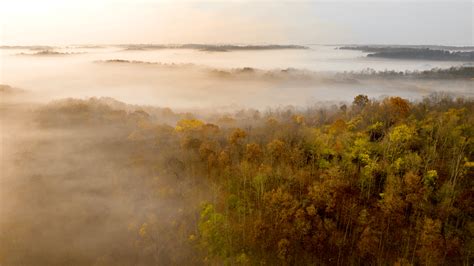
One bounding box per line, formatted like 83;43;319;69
0;0;472;45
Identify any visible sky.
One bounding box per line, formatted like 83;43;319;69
0;0;472;45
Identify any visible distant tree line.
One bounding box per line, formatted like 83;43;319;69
120;44;308;52
340;46;474;61
339;66;474;80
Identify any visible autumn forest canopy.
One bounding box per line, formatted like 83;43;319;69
1;89;473;265
1;2;473;264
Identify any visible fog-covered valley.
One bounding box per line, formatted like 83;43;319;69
1;43;473;265
1;45;472;108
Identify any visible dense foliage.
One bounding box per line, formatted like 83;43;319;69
2;94;472;265
125;94;473;265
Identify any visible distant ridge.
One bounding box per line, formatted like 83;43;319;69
117;43;309;52
337;44;474;51
339;45;474;61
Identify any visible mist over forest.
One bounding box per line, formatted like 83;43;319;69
1;44;473;265
1;1;473;264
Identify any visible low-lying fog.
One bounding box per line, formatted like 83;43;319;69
0;44;473;265
0;89;202;265
1;45;472;109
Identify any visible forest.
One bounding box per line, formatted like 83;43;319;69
1;0;473;265
175;94;473;265
340;46;474;61
1;90;472;265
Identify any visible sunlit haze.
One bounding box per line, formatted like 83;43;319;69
1;0;472;45
1;1;473;265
